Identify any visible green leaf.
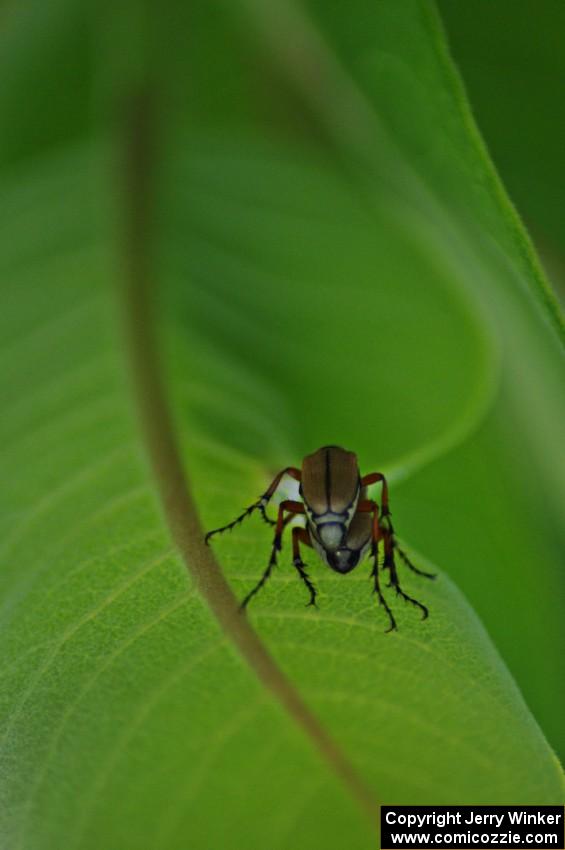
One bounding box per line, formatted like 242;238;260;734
1;2;564;849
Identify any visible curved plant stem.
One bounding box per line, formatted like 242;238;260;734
120;89;378;822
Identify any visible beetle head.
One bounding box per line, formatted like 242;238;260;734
327;548;360;574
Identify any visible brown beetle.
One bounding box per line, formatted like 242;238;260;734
205;445;435;631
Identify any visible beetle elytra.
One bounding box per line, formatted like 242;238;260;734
205;445;435;631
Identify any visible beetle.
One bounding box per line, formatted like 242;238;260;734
205;445;435;631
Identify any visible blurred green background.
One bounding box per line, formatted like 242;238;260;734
1;2;564;848
438;0;565;297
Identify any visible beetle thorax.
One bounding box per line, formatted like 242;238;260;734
307;499;359;551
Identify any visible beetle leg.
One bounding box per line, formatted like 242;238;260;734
205;466;301;544
240;560;276;610
204;502;271;544
271;500;305;563
371;554;397;633
382;527;430;620
357;499;396;631
240;500;304;610
394;544;436;579
291;526;317;607
361;471;392;522
361;474;435;580
356;498;379;555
